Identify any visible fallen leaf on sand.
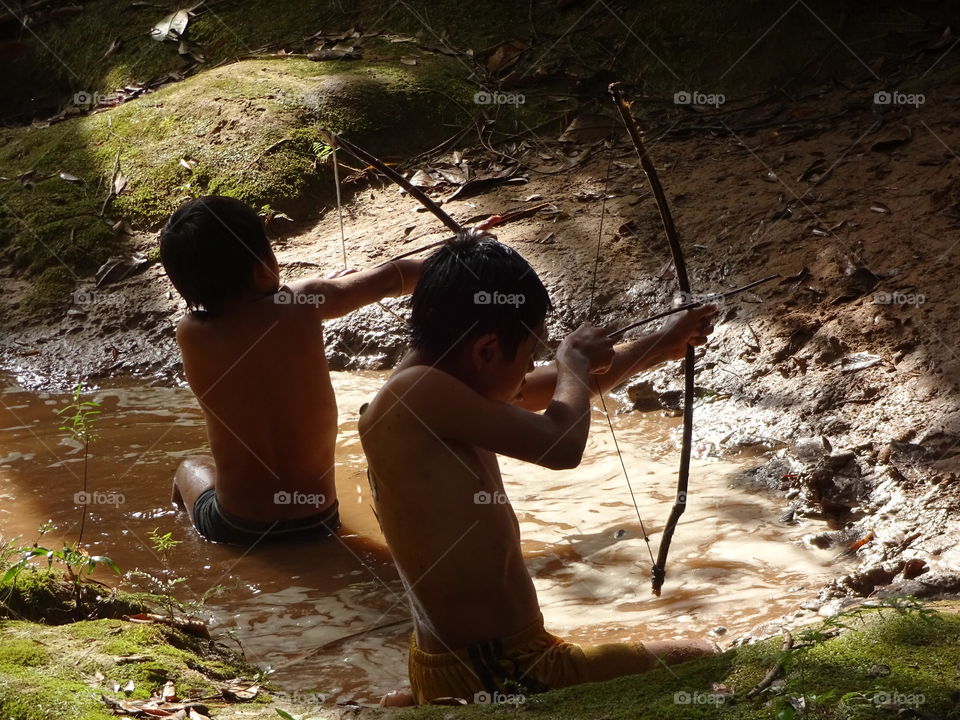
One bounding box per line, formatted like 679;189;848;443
151;9;190;42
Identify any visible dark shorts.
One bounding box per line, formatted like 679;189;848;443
193;489;340;546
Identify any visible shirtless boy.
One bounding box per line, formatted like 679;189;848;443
159;195;422;545
359;236;718;703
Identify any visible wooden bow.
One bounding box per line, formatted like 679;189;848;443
609;82;693;596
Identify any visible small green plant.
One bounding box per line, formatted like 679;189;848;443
311;139;333;161
2;536;121;612
147;528;181;557
56;383;101;547
258;204;292;223
124;568;187;595
174;181;203;200
181;583;227;616
275;709;323;720
2;545;120;585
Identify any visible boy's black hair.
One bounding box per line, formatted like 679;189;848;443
159;195;273;316
410;236;551;361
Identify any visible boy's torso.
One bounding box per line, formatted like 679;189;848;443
360;366;541;653
178;297;337;521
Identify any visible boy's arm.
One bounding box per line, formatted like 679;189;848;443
287;258;423;318
515;304;717;412
396;324;613;470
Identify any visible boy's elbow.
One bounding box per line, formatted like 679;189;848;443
543;441;584;470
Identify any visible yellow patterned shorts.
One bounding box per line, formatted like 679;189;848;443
408;613;664;705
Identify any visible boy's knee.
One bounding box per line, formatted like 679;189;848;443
171;478;184;507
172;456;215;514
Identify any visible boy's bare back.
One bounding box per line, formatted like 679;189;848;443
178;291;337;520
160;195;423;541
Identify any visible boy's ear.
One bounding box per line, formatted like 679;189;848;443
251;252;280;292
470;332;502;369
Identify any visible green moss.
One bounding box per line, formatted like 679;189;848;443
0;566;147;623
0;637;50;667
0;618;259;719
0;47;472;295
397;603;960;720
2;567;959;719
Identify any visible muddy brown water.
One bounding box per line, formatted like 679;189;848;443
0;371;847;703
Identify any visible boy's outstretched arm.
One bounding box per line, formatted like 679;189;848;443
515;304;717;412
287;258;423;318
388;324;613;470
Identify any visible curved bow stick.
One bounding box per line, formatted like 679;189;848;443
321;133;471;326
326;133;465;236
609;81;694;597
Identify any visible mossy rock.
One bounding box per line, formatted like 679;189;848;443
0;565;153;624
0;45;474;311
1;0;898;123
0;617;257;720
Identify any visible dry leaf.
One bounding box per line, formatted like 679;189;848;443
103;38;121;59
484;39;527;73
838;352;882;372
307;42;361;60
222;683;260;701
151;9;190;42
161;680;177;701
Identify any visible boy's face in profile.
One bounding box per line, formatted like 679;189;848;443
472;320;545;403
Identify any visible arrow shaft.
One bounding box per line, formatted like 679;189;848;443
608;273;780;339
330;134;464;236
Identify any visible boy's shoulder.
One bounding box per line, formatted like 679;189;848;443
175;311;203;343
385;365;462;394
365;366;463;423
